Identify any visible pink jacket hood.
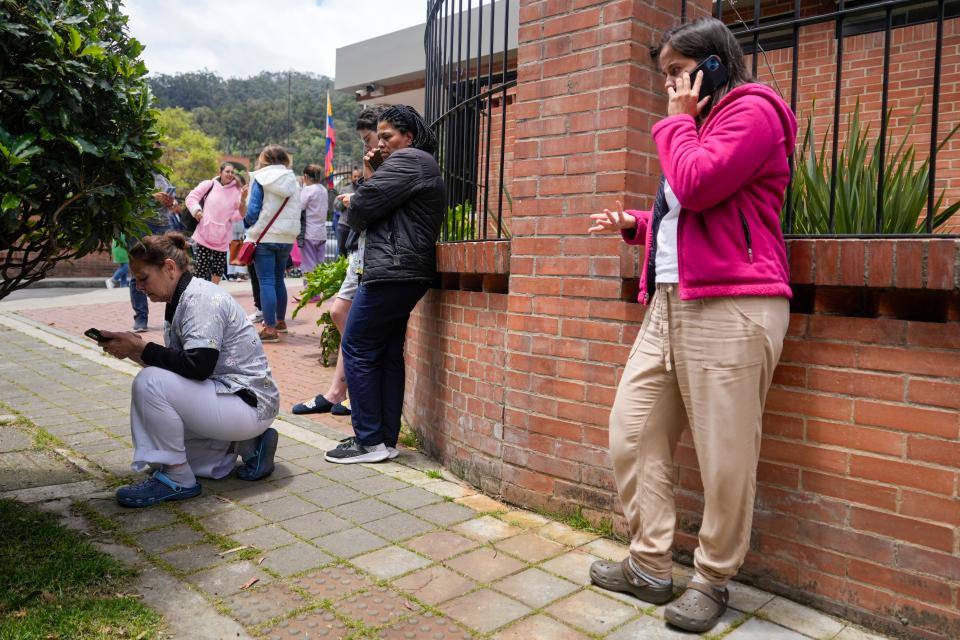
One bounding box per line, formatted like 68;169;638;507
623;82;797;303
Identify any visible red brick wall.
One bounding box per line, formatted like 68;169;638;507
405;2;960;638
48;251;116;278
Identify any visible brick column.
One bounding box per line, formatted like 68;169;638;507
502;0;711;515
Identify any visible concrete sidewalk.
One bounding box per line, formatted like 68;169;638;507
0;290;890;640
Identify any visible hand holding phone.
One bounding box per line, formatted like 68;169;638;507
84;327;108;342
691;55;728;98
365;148;383;171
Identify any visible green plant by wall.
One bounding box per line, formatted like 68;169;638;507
291;256;347;366
785;100;960;234
439;186;513;242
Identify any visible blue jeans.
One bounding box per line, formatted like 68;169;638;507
341;281;429;447
111;263;129;286
252;243;292;327
129;221;171;325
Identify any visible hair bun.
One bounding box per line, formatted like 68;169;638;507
166;231;188;250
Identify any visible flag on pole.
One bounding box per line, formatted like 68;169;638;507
323;92;335;188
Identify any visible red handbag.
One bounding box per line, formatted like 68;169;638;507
236;197;290;266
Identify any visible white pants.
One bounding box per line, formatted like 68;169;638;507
130;367;273;479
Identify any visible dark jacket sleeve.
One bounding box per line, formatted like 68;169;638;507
348;149;424;230
141;342;219;381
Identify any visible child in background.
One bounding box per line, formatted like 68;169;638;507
105;237;129;289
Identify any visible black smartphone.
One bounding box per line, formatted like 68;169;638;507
692;55;728;97
84;327;107;342
367;149;383;171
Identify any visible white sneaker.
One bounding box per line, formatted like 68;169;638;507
247;310;263;324
324;441;390;464
104;278;116;289
387;447;399;459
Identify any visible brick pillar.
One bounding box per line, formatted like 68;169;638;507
503;0;712;515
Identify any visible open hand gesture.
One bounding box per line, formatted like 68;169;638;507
588;200;636;233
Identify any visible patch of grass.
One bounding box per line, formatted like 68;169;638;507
396;421;421;451
424;469;443;480
0;499;163;639
538;505;621;540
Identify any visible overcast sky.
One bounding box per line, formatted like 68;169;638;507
123;0;428;79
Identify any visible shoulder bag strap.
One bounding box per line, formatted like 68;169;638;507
255;197;290;244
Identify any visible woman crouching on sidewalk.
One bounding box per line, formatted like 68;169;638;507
100;233;281;507
587;17;796;633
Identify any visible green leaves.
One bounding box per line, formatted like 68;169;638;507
1;0;163;299
786;100;959;234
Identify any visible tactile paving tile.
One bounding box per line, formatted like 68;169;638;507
336;586;418;626
261;611;350;639
377;613;473;640
292;565;375;600
224;582;308;627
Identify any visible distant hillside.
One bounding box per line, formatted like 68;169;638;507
148;71;363;172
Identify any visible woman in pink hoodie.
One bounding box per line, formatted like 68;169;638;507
185;163;243;284
588;18;796;633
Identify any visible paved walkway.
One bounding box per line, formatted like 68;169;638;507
0;287;889;640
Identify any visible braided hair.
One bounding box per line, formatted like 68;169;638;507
378;105;437;155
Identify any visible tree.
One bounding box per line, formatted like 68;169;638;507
0;0;162;300
156;108;220;190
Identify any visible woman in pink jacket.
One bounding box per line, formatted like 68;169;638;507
185;163;243;284
588;18;796;633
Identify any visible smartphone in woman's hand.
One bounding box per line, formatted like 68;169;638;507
367;149;383;171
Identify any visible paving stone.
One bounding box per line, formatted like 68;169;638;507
249;494;319;522
711;607;750;636
316;463;378;482
135;524;204;553
349;474;410;495
291;565;375;600
281;510;352;539
276;443;318;460
378;613;474;640
392;565;477;606
495;532;566;563
271;471;334;494
440;589;531;634
352;545;432;580
300;484;365;508
72;437;125;454
232;524;300;551
160;543;227;573
260;541;332;576
445;547;526;583
500;510;552;529
537;522;599;546
726;617;809;639
834;626;891;640
186;561;271;597
412;501;476;526
115;506;179;533
0;450;84;490
261;611;350;640
453;516;523;543
540;550;602;586
493;614;590;640
262;462;308;481
290;454;334;472
404;531;478;561
381;486;443;510
221;482;290;505
545;590;639;635
200;508;267;535
313;527;388;558
224;581;309;626
382;467;436;486
582;538;627;562
337;586;417;626
361;512;436;542
728;581;776;613
455;494;506;514
758;597;845;639
606;615;701;639
491;568;580;609
57;429;107;448
330;497;400;524
174;494;236;518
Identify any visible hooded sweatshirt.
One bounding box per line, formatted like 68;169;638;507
185;177;243;252
244;164;301;245
622;83;798;303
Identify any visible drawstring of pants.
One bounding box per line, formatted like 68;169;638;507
655;285;674;373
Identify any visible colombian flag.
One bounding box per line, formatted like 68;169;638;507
323;92;335;188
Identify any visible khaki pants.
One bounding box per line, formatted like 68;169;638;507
609;284;789;586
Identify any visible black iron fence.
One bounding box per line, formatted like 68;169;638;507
425;0;516;242
692;0;959;235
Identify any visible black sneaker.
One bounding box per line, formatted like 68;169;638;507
324;439;389;464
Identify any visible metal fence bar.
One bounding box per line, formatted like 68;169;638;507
785;0;801;234
876;6;893;233
927;0;946;233
828;1;846;233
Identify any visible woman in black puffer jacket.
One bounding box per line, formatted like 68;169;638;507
325;105;445;464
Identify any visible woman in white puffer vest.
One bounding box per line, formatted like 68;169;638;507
242;145;301;343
